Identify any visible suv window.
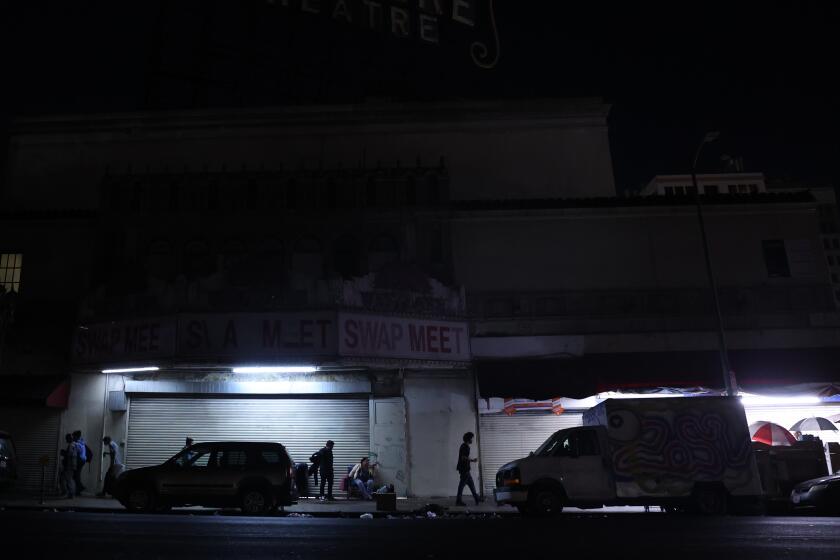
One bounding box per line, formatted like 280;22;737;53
219;449;250;467
260;450;282;465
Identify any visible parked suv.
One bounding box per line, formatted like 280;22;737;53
114;441;295;515
0;431;18;487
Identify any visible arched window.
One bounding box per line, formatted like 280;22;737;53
333;235;361;279
291;236;324;281
368;234;399;273
184;239;214;279
145;239;174;280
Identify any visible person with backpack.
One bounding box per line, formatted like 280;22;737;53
72;430;91;496
59;433;77;499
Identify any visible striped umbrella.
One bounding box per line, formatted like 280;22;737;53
790;417;839;432
749;421;797;446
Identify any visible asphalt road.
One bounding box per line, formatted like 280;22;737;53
2;510;839;559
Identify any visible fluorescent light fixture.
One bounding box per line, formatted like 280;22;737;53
101;366;160;374
739;394;822;406
232;366;317;374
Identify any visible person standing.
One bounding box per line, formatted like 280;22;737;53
59;433;77;499
455;431;480;506
180;437;195;466
72;430;87;495
99;436;123;496
317;440;335;501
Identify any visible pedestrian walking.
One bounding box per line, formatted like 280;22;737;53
316;440;335;501
59;433;77;499
455;431;480;506
72;430;87;495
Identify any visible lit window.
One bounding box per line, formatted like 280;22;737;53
0;253;22;293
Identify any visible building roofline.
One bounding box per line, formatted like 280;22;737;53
9;98;611;137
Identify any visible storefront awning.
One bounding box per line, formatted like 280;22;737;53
0;375;70;408
476;348;840;399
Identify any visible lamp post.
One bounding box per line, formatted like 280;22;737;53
691;131;738;396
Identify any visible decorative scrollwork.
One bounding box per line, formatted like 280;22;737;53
471;0;499;69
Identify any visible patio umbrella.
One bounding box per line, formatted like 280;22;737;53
749;421;797;446
828;413;840;423
790;417;839;432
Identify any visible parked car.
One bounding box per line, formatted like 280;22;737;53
494;397;763;516
113;441;295;514
791;472;840;515
0;431;17;487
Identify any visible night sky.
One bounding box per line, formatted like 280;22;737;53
4;1;838;194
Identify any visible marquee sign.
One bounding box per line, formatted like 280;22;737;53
72;311;471;365
267;0;500;69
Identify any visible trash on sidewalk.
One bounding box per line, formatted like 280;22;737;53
415;503;445;516
426;511;437;519
286;512;313;518
360;513;374;519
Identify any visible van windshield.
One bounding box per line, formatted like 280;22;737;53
534;432;565;457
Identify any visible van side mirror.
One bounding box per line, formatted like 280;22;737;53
529;451;534;457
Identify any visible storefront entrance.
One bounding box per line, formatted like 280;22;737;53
126;396;371;495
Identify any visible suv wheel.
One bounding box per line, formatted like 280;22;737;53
528;486;563;517
126;486;155;513
241;488;271;515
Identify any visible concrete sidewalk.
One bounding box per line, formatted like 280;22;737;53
0;493;649;516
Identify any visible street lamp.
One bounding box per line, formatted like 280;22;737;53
691;131;738;396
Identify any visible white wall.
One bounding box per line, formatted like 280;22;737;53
404;370;477;497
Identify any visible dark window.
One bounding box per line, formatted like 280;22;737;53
686;186;698;196
664;186;675;196
261;450;282;465
324;178;338;209
828;256;834;266
705;184;719;195
577;431;600;456
219;449;249;467
825;239;831;250
430;228;444;264
833;274;839;284
834;239;840;250
728;185;737;194
406;176;417;205
762;240;790;278
366;176;377;207
749;184;759;193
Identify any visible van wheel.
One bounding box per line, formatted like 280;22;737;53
693;487;728;515
529;487;564;517
241;488;271;515
126;487;156;513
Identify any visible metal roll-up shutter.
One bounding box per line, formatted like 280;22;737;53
0;407;61;494
126;396;370;494
479;412;583;493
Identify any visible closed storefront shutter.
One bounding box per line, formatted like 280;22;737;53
126;396;370;493
0;407;61;494
479;411;583;494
